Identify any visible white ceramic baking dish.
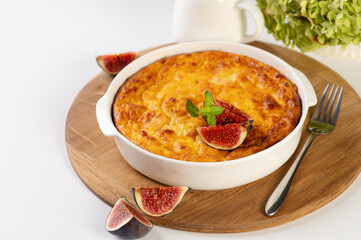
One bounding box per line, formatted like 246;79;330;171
96;41;317;190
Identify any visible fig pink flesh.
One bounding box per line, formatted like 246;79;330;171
124;200;152;227
213;99;253;130
134;187;188;216
197;124;247;150
97;52;137;75
101;55;122;74
106;199;133;230
106;198;152;231
118;52;137;66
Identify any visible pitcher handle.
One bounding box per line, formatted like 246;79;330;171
236;1;265;43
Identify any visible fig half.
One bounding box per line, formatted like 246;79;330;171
96;52;138;75
197;123;248;150
213;99;253;131
132;187;189;217
105;197;152;239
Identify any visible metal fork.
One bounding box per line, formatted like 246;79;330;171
265;84;344;216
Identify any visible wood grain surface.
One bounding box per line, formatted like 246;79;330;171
65;41;361;233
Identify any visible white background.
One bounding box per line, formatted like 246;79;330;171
1;0;361;239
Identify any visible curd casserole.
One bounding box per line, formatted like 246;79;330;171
112;51;301;162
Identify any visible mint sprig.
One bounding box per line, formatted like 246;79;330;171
186;100;200;117
186;90;224;126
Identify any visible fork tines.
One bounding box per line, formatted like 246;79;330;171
311;84;344;125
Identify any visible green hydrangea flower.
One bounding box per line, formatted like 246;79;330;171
256;0;361;52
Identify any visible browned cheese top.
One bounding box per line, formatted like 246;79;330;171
112;51;301;162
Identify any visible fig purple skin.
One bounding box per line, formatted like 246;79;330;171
107;217;151;239
105;197;152;239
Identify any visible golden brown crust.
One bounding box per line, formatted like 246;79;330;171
112;51;301;162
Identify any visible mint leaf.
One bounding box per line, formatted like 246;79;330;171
204;90;213;108
186;91;224;126
199;106;211;116
207;115;216;126
186;100;199;117
211;106;224;116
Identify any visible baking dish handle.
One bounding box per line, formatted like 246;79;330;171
292;67;317;107
96;95;119;137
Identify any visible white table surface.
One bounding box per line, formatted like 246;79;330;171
1;0;361;239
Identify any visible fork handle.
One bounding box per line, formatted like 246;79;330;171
265;133;317;216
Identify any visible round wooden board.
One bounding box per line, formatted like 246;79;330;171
65;41;361;233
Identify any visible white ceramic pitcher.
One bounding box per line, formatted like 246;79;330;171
172;0;265;43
